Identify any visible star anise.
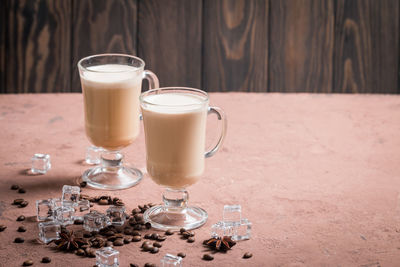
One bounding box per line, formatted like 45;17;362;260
203;236;236;251
50;230;87;251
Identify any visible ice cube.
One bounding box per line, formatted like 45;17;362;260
83;211;111;232
31;153;51;174
161;253;183;267
95;246;119;267
106;206;126;226
86;146;103;165
211;221;235;238
223;204;242;226
38;221;61;243
232;218;252;241
36;199;54;221
53;206;74;226
62;185;80;204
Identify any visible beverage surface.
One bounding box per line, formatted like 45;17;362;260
81;64;142;150
141;93;208;189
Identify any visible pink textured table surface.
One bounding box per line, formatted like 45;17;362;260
1;93;400;267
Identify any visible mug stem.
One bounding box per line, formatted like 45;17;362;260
162;188;189;212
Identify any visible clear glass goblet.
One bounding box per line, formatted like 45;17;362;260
140;87;227;230
78;54;159;190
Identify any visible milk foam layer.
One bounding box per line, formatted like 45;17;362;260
81;64;143;150
141;93;208;189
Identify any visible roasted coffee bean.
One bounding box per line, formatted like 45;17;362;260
124;237;132;244
132;236;141;242
14;237;25;243
10;184;19;190
113;239;124;246
76;249;85;256
150;247;159;254
130;264;139;267
153;241;162;248
79;181;87;188
144;263;156;267
133;214;143;221
98;199;109;205
87;249;96;257
19;201;29;208
165;229;174;235
107;236;118;242
144;233;152;239
17;226;26;232
0;225;6;232
177;252;186;258
41;257;51;263
18;188;26;193
142;244;153;252
74;219;84;225
133;224;142;231
182;231;191;238
156;235;167;242
179;228;186;234
105;230;115;237
243;252;253;259
22;260;33;266
141;241;151;248
187;237;195;243
132;230;141;236
13;199;24;205
145;222;152;229
131;208;141;215
203;254;214;261
17;215;25;222
150;233;159;240
123;228;133;235
106;241;114;247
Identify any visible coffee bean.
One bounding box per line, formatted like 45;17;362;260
243;252;253;259
156;235;167;242
87;249;96;257
98;199;109;205
132;236;141;242
150;233;159;240
144;263;156;267
124;237;132;244
14;237;24;243
133;213;143;221
150;247;159;254
182;231;191;238
132;230;141;236
76;249;85;256
19;201;29;208
187;237;195;243
13;199;24;205
130;264;139;267
145;222;152;229
113;239;124;246
41;257;51;263
133;224;142;231
17;226;26;232
123;228;133;235
83;232;92;238
153;241;162;248
114;200;124;206
79;181;87;188
10;184;19;190
144;233;152;239
0;225;7;232
165;229;174;235
131;208;141;215
177;252;186;258
141;241;151;247
142;244;153;252
180;228;186;234
203;254;214;261
22;260;33;266
107;236;117;242
18;188;26;193
105;230;115;237
106;241;114;247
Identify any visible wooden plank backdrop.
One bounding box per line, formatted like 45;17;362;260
0;0;399;93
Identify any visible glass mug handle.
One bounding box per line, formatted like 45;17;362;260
205;106;227;158
140;70;159;120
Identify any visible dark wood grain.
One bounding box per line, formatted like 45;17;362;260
71;0;137;92
269;0;334;93
3;0;71;93
203;0;268;92
0;0;7;93
334;0;399;93
138;0;202;88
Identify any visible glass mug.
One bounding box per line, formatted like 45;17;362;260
140;87;227;230
78;54;159;190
